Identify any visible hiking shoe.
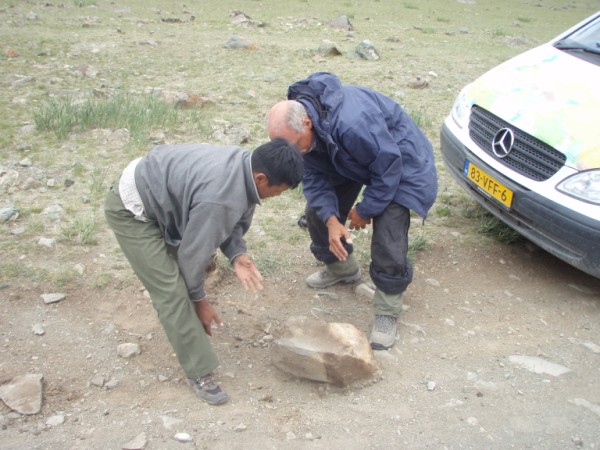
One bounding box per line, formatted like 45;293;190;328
370;315;398;350
297;214;308;229
187;373;229;405
306;267;361;289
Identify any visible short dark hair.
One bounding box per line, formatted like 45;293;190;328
251;138;303;189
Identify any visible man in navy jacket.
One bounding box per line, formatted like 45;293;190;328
267;72;437;350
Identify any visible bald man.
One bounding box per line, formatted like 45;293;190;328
267;72;437;350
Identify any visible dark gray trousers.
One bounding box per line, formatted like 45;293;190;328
305;180;413;295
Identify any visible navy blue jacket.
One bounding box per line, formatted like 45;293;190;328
288;72;437;222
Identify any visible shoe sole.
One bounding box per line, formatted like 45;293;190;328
202;394;229;405
370;341;393;351
306;271;362;289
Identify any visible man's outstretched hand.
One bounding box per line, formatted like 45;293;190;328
233;253;264;292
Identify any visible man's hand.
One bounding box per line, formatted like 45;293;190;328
348;207;371;230
233;254;264;292
193;299;223;336
326;216;353;261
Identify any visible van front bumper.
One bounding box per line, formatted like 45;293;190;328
440;122;600;279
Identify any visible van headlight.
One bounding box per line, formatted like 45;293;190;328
557;170;600;204
450;87;471;129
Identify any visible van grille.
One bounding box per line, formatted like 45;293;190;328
469;105;566;181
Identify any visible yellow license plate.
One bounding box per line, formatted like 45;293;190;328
464;160;513;208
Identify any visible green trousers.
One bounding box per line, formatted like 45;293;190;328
104;185;219;379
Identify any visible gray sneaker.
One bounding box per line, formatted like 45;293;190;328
306;268;361;289
187;373;229;405
370;315;398;350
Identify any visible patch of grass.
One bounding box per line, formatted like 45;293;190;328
435;205;452;217
409;233;428;253
90;167;109;199
0;263;49;284
492;29;508;37
94;273;113;289
33;94;180;142
53;268;79;288
436;17;450;23
403;2;418;9
61;214;98;245
420;27;436;34
463;204;521;244
408;109;427;128
516;17;532;23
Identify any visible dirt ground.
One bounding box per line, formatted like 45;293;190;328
1;1;600;449
2;212;600;449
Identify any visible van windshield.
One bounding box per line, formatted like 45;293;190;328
554;16;600;58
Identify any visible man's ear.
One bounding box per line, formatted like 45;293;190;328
303;116;312;130
253;172;269;187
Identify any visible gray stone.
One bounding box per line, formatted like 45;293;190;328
509;355;571;377
327;15;353;31
0;373;43;415
0;206;18;223
38;237;55;247
174;432;193;442
223;35;256;49
90;374;105;387
41;293;65;304
45;414;64;427
160;415;182;430
123;432;148;450
318;40;342;57
355;283;375;299
270;316;380;387
355;40;380;60
117;343;141;358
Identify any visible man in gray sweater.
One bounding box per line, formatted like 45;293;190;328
104;138;303;405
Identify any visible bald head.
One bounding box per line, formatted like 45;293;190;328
266;100;314;154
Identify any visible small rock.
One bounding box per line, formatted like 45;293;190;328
0;207;18;223
105;379;119;390
327;15;353;31
509;355;571;377
41;293;65;304
234;423;247;432
123;432;148;450
355;40;380;60
355;283;375;299
90;374;105;387
45;415;65;427
32;324;45;335
425;278;440;287
38;238;55;248
0;373;43;415
117;343;141;358
427;381;437;391
174;432;193;442
224;35;257;49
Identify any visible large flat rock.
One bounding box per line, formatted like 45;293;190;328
270;316;380;387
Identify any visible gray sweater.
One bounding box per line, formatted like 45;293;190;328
135;143;260;300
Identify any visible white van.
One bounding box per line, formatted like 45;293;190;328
440;12;600;278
